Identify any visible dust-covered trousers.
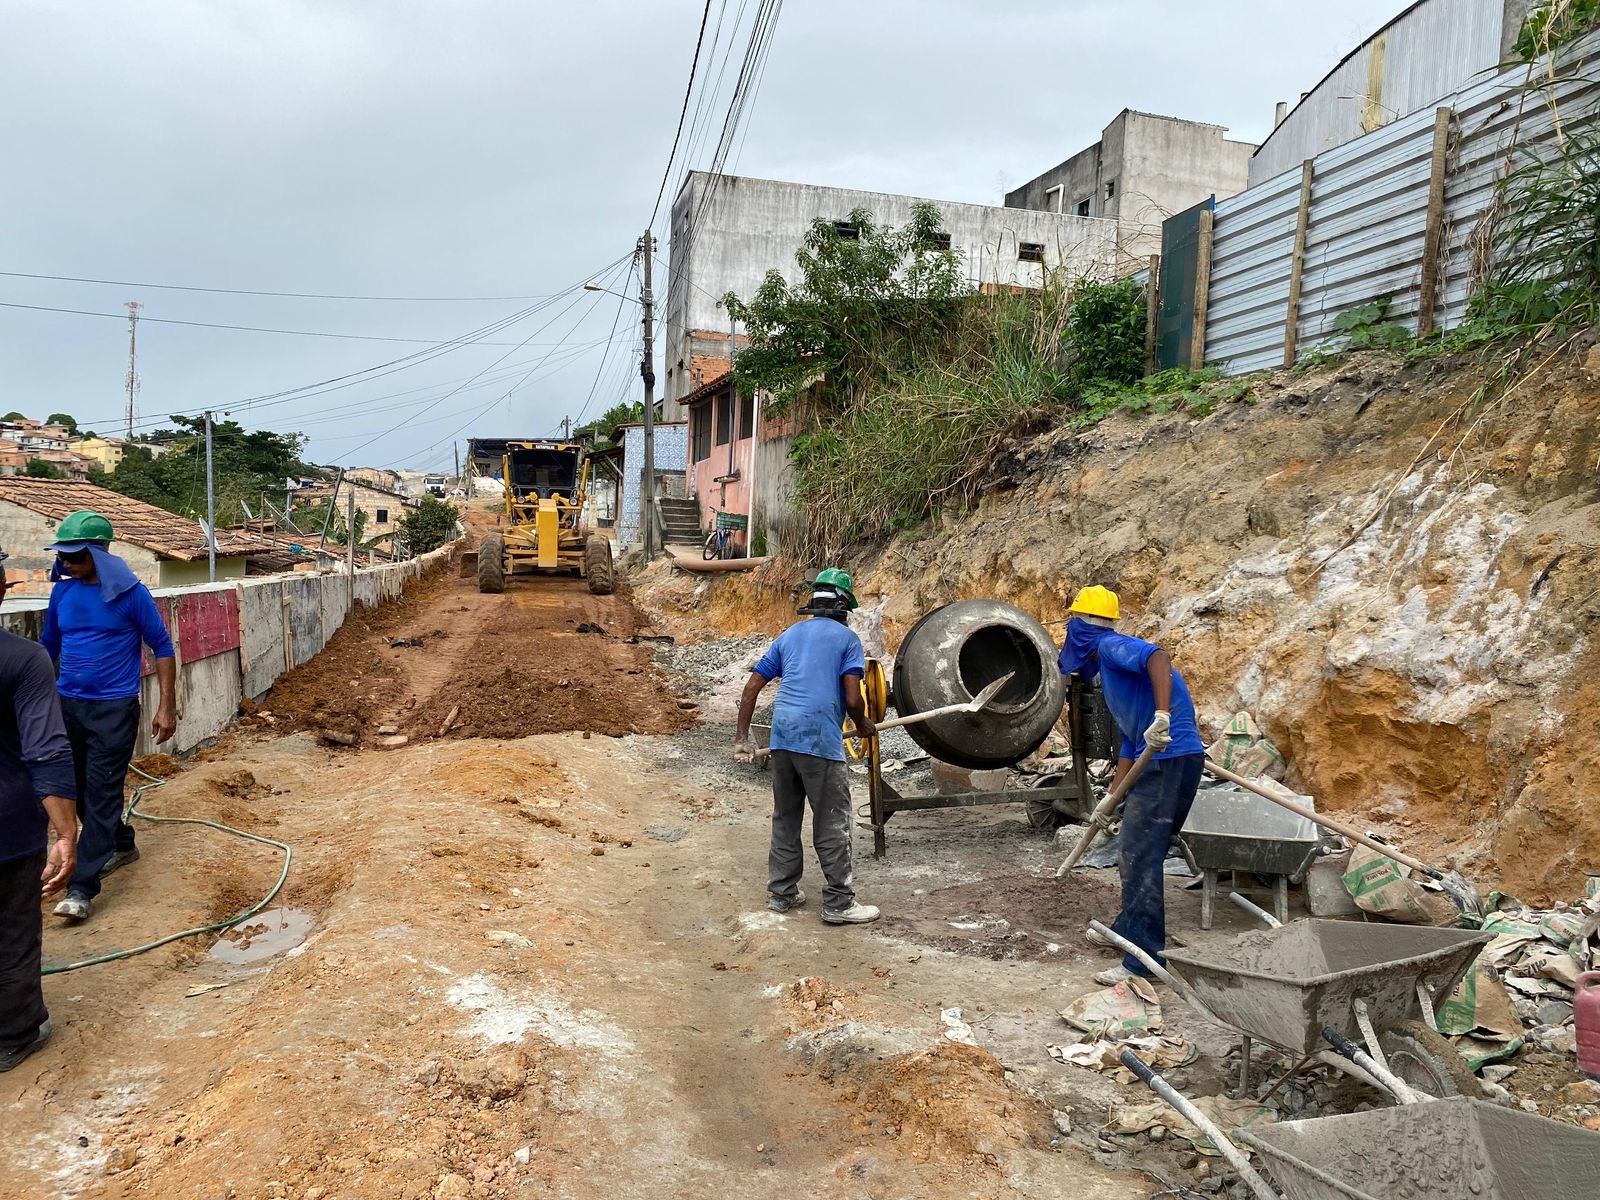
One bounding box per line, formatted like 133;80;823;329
0;849;49;1056
1111;753;1204;976
63;695;142;901
767;750;856;911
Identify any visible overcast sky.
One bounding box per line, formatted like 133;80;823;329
1;0;1403;472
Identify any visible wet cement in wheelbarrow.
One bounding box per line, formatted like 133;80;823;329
1189;920;1485;979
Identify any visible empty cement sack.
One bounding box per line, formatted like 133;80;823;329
1342;843;1461;926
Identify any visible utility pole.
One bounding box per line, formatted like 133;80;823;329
346;485;356;581
640;230;658;559
453;442;461;485
203;410;216;582
124;301;142;440
561;417;571;440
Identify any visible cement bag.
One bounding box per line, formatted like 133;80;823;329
1342;843;1460;926
1205;712;1286;781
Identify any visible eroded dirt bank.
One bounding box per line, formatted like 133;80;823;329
641;345;1600;902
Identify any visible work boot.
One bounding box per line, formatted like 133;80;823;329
0;1019;53;1073
821;903;880;925
99;847;141;879
767;888;806;913
1093;964;1137;986
53;892;91;921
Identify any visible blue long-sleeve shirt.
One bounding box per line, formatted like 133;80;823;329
42;549;175;702
0;631;77;864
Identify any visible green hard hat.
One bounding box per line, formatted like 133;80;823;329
813;567;858;610
47;510;115;551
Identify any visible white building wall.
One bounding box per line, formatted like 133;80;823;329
665;172;1119;405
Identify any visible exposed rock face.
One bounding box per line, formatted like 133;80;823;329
675;348;1598;902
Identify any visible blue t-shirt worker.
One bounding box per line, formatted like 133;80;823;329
0;542;79;1073
40;510;177;923
735;569;880;925
1057;585;1206;984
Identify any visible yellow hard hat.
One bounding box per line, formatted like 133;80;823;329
1068;585;1121;621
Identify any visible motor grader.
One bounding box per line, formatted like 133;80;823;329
476;440;613;595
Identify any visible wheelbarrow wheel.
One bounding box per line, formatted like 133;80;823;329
1378;1020;1478;1100
1025;792;1067;830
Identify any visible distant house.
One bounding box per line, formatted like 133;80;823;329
294;477;415;545
71;435;127;473
346;466;403;491
605;421;688;547
0;477;290;591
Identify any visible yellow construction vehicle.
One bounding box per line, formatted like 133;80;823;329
476;440;613;595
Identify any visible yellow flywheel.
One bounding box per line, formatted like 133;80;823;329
843;657;889;760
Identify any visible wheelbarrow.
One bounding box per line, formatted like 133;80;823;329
1092;898;1490;1100
1178;784;1322;928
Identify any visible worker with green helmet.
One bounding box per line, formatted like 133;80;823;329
1058;585;1205;985
734;567;880;924
40;510;178;923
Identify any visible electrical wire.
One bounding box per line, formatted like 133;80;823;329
648;0;718;231
565;257;640;431
0;269;556;302
0;299;569;346
43;766;292;975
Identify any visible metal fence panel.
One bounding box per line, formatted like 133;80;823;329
1189;29;1600;375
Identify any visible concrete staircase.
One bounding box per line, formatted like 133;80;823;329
657;497;703;547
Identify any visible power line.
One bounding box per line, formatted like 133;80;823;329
0;300;577;345
0;269;553;302
566;256;640;432
648;0;718;232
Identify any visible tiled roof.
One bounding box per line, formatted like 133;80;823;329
0;477;285;561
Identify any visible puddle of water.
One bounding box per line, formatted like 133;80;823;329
208;907;315;964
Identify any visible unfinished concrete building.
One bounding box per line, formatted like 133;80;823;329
1005;109;1255;265
664;170;1119;411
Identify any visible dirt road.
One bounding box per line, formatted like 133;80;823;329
4;554;1186;1200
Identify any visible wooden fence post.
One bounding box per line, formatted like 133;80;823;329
1283;159;1316;367
1144;253;1161;375
1417;106;1453;337
1189;208;1215;370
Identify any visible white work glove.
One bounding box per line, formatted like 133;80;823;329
733;736;756;764
1143;710;1172;753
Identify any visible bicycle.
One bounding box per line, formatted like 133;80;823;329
703;508;734;560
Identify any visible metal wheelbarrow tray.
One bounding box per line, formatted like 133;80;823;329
1238;1096;1600;1200
1162;920;1491;1057
1179;786;1322;878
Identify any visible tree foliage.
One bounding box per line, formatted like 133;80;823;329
46;413;79;435
396;496;459;554
723;203;966;408
574;399;643;450
94;416;308;525
1062;276;1147;387
25;458;63;478
1514;0;1600;61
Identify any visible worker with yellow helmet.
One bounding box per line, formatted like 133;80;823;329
1058;585;1205;985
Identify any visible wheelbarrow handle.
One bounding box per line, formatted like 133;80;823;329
1118;1050;1281;1200
1320;1027;1427;1105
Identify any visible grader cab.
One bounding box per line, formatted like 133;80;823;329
476;440;614;595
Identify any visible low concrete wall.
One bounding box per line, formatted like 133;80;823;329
0;545;454;756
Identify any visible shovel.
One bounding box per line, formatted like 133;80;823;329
1054;743;1156;877
749;672;1016;760
1202;759;1484;918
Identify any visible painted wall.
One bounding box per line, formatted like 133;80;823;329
665;171;1119;405
615;423;689;547
1248;0;1531;186
0;546;454;757
686;389;755;550
156;557;248;588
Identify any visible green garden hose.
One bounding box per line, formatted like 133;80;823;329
42;764;293;975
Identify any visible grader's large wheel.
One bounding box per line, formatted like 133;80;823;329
585;535;614;595
477;532;505;594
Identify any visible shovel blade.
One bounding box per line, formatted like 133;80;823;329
965;671;1016;712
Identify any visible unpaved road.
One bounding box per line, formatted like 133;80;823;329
1;552;1258;1199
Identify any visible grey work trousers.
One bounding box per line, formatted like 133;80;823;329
767;750;856;912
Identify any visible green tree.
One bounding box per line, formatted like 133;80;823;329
723;203;966;408
2;411;25;421
396;496;459;554
24;458;63;478
46;413;79;435
573;399;644;450
97;416;308;524
1062;276;1148;387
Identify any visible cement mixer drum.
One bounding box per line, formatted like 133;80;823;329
892;599;1065;769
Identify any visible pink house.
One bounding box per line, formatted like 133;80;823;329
683;373;756;554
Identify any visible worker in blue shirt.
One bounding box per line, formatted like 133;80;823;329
734;569;880;925
0;544;79;1072
40;511;177;922
1057;586;1206;985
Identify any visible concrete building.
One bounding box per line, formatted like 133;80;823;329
346;466;403;491
1249;0;1539;185
1005;110;1255;263
0;477;286;591
70;434;126;473
683;375;753;554
0;419;72;453
664;171;1119;410
296;478;414;546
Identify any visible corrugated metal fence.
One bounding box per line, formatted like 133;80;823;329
1181;29;1600;376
